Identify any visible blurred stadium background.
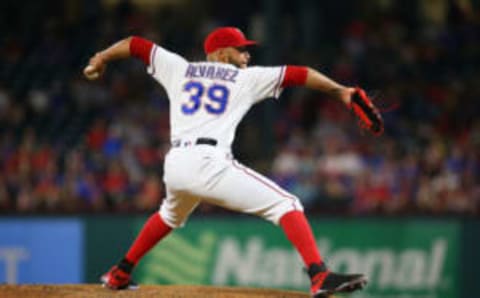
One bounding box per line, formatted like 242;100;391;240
0;0;479;297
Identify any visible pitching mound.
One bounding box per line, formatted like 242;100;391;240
0;284;310;298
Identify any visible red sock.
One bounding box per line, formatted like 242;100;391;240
125;213;172;265
279;210;323;268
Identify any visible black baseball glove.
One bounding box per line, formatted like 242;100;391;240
349;87;384;135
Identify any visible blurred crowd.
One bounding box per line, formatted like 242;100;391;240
0;0;479;215
270;1;480;215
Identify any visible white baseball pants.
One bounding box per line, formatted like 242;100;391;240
159;144;303;228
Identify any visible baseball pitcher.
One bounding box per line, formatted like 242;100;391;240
84;27;382;298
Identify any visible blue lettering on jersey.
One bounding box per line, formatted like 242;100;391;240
185;64;238;83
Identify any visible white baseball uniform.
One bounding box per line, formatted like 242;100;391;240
146;44;303;228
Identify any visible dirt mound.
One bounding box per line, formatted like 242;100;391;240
0;284;311;298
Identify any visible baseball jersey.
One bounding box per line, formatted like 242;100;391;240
146;44;286;149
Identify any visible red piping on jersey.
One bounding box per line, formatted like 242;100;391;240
130;36;154;65
281;65;308;87
231;160;299;205
272;66;286;98
149;45;158;75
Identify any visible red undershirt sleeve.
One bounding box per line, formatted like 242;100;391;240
130;36;154;65
281;65;308;87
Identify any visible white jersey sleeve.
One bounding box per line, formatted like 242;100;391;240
147;44;189;91
245;66;286;103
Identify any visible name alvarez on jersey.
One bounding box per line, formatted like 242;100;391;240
185;64;239;83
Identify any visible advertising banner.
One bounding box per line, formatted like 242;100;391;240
84;216;140;283
134;218;459;298
0;218;83;284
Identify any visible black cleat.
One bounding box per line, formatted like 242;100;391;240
101;264;138;290
308;263;367;297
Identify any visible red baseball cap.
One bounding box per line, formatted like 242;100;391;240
204;27;257;54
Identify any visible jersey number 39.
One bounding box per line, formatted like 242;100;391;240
182;81;229;115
